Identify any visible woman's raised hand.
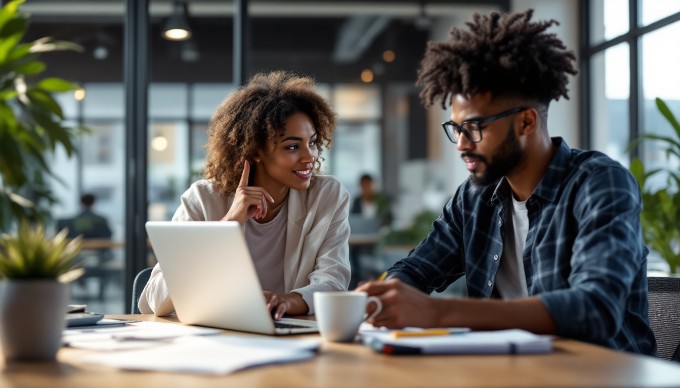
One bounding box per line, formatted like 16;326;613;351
221;160;274;224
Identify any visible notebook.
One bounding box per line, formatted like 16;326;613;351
360;328;553;355
145;221;318;335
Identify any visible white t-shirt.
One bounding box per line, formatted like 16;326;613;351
496;195;529;299
360;200;377;218
245;202;288;295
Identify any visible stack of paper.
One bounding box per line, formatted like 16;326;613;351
83;336;321;375
63;321;222;351
361;328;552;355
64;320;320;374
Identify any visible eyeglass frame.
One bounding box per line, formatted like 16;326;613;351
441;106;528;144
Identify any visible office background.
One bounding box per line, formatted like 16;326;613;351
12;0;680;313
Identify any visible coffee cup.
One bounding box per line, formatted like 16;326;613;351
313;291;382;342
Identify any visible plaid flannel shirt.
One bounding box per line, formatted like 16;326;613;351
388;137;656;355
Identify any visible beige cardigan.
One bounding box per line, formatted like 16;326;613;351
139;175;351;316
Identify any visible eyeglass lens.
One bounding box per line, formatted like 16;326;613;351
444;122;481;143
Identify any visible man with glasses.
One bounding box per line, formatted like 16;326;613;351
358;10;655;355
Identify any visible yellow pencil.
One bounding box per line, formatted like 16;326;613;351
376;272;388;281
391;329;451;338
391;328;470;338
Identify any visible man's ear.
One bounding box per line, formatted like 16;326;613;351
518;108;538;136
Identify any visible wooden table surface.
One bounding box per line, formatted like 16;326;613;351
2;314;680;388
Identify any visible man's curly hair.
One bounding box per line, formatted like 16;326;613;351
417;9;577;110
204;71;336;196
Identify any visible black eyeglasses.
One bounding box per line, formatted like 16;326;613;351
441;107;528;144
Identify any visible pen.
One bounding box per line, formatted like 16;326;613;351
391;328;470;339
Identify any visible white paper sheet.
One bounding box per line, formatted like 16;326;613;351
83;336;319;375
64;321;222;351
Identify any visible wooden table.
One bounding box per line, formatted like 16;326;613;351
2;314;680;387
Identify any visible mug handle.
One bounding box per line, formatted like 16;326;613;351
364;296;382;321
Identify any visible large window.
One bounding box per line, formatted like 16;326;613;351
585;1;680;272
586;1;680;165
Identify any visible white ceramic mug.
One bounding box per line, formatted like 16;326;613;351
313;291;382;342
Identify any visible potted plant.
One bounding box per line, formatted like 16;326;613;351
629;98;680;274
0;0;83;232
0;223;83;361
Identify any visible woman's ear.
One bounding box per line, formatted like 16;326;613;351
248;150;262;166
253;149;265;164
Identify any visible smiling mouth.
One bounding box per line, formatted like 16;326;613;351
293;168;312;179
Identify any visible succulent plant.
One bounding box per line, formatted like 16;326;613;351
0;223;84;282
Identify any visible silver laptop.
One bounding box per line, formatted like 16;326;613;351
145;221;318;335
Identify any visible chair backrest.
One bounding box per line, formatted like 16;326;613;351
131;267;153;314
647;276;680;361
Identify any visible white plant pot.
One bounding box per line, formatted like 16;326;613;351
0;280;69;361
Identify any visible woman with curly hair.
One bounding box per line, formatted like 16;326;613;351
140;71;351;319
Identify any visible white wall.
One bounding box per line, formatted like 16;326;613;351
512;0;581;147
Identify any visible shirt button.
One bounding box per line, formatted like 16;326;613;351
493;254;499;261
488;280;493;287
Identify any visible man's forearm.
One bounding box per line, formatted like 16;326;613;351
432;296;558;334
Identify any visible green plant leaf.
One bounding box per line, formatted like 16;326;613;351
26;89;63;118
0;15;27;40
0;89;17;100
0;0;25;31
629;158;645;185
0;222;83;280
6;41;31;62
630;97;680;274
0;1;82;231
641;133;680;153
14;59;45;76
0;32;22;64
34;77;77;93
656;97;680;135
0;136;27;186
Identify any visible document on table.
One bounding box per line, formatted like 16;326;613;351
360;328;552;355
83;335;321;375
63;321;222;351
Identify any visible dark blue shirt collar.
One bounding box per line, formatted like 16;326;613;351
490;137;570;205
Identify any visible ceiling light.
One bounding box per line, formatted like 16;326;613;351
93;45;109;60
151;133;168;151
383;50;395;63
74;87;86;101
163;1;192;41
361;69;374;83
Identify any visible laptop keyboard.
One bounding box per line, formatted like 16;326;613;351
274;321;311;329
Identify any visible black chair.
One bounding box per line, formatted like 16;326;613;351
130;267;153;314
647;276;680;362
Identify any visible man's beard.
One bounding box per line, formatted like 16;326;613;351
467;125;524;187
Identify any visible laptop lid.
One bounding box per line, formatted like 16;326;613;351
145;221;317;335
